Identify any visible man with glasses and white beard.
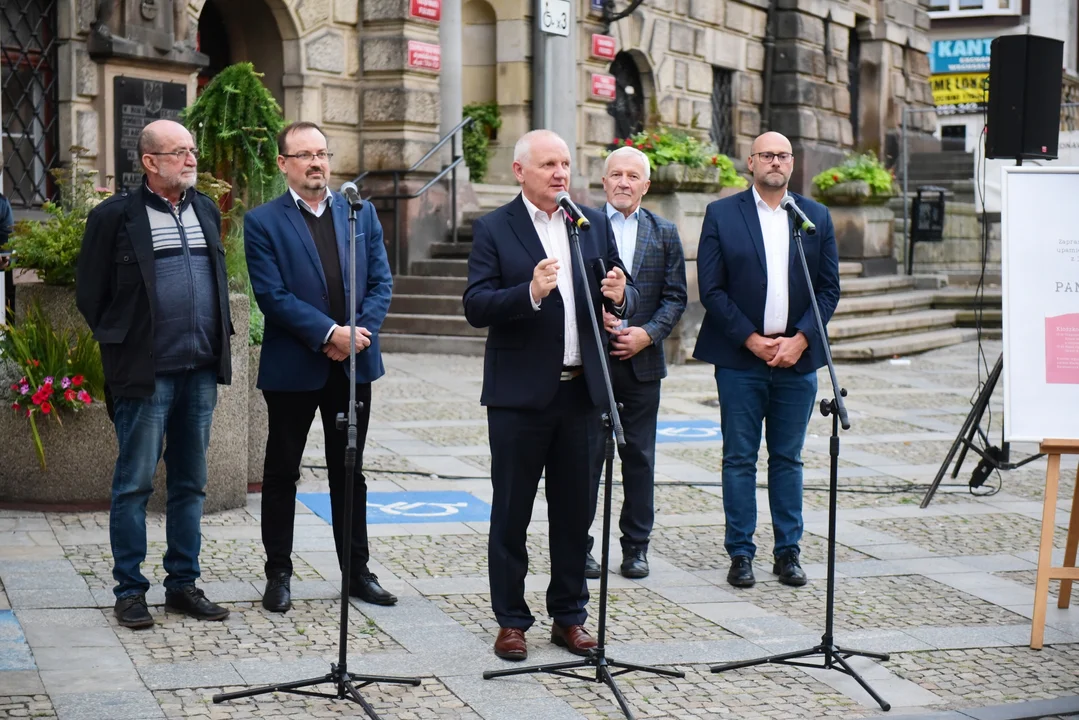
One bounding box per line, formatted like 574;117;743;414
693;131;840;590
244;121;395;614
76;119;235;629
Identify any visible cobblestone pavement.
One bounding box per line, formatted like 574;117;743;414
2;341;1079;720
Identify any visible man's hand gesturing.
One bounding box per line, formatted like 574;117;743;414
531;257;560;301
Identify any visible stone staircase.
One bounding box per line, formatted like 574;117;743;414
380;183;519;355
381;182;1001;361
829;269;1001;361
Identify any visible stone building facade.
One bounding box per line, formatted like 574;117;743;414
4;0;935;241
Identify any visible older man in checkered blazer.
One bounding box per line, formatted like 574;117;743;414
585;145;688;579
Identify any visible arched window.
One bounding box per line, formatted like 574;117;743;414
608;51;644;139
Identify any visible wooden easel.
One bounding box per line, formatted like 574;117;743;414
1030;439;1079;649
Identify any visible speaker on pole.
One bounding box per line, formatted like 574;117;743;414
986;34;1064;160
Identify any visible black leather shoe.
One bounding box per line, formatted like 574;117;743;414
262;572;291;613
114;593;154;629
349;572;398;606
620;548;649;579
584;553;602;579
773;550;808;587
164;585;229;621
727;556;755;588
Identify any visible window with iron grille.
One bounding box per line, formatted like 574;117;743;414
711;68;734;156
1;0;60;208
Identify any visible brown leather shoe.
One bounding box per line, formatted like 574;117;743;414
550;623;598;656
494;627;527;661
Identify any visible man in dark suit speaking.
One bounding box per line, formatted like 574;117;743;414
693;131;840;590
464;129;639;662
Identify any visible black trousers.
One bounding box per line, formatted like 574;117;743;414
487;376;600;630
589;358;662;554
261;365;372;579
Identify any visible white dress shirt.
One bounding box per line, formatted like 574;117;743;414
290;186;332;217
753;186;790;336
606;202;641;331
605;202;640;277
522;193;581;367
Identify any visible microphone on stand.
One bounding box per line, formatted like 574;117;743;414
555;191;591;230
340;181;364;210
780;195;817;235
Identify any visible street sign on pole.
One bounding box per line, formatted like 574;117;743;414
540;0;570;36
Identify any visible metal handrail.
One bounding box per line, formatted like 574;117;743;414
354;116;475;184
354;116;475;276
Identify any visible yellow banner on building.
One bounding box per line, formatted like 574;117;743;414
931;73;989;107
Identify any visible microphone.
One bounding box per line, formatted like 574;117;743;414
555;191;591;230
780;195;816;235
339;181;363;210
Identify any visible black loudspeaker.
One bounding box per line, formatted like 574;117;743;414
986;34;1064;160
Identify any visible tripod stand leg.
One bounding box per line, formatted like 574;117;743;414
598;664;636;720
833;646;889;662
212;673;336;703
829;651;891;711
606;660;685;679
711;645;821;673
482;658;586;680
342;679;383;720
921;353;1002;508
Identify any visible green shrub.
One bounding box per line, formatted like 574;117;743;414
462;102;502;183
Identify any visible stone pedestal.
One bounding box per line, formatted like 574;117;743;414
830;204;898;276
633;186;741;365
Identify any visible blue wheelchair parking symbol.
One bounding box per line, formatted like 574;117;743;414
655;420;722;444
298;491;491;525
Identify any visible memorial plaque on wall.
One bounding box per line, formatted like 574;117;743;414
114;76;188;190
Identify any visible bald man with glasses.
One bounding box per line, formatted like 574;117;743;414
693;131;840;590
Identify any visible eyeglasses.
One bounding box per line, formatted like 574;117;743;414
148;149;199;159
752;152;794;164
281;151;334;162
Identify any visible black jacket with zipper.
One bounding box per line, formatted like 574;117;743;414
76;182;234;399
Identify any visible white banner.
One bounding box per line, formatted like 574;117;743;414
1001;166;1079;442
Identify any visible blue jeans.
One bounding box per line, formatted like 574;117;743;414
110;369;218;598
715;364;817;561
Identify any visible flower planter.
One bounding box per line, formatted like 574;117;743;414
13;283;89;337
0;399;116;509
815;180;894;207
649;163;722;194
1;288;250;512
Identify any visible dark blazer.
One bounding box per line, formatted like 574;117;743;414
244;191;392;392
463;194;639;410
606;205;688;383
692;189;840;373
76;185;233;398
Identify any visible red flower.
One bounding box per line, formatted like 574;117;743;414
64;389;76;402
72;375;84;387
11;402;19;411
832;173;840;182
31;392;43;406
40;401;51;414
30;359;39;367
77;390;92;405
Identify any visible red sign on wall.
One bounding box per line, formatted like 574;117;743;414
407;41;442;71
410;0;441;22
591;34;616;61
590;73;617;100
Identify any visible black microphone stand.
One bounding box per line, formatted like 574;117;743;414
710;216;891;712
482;218;684;719
213;195;421;718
